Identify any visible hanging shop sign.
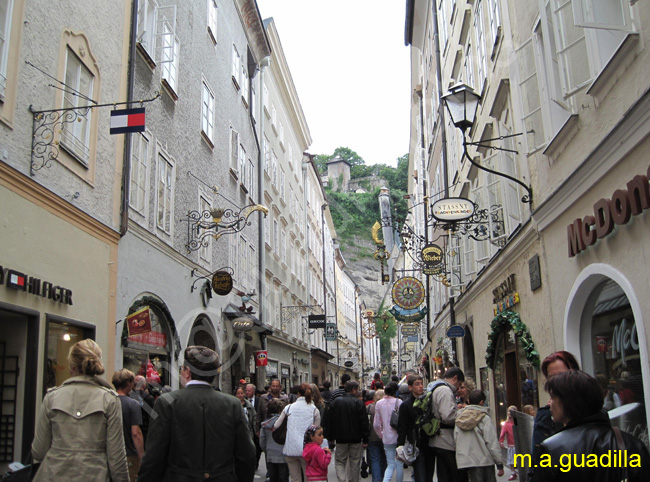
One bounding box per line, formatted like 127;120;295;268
421;244;444;275
401;323;419;336
232;316;254;332
390;305;428;323
0;264;73;305
325;323;337;341
308;314;326;329
400;353;412;363
127;306;152;336
129;331;167;347
255;350;268;367
109;107;145;134
391;277;425;310
567;168;650;257
446;325;466;338
212;271;233;296
431;197;475;222
344;361;354;368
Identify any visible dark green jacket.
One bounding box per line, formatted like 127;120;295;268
138;384;256;482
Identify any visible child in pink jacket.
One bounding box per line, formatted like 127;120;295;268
303;425;331;482
499;405;518;480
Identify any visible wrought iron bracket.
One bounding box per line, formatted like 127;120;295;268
190;266;233;293
184;203;268;252
280;304;321;331
29;93;160;176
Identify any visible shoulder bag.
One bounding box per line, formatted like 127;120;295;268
390;398;400;429
272;405;290;444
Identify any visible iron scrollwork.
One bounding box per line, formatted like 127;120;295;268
436;203;506;247
184;204;268;252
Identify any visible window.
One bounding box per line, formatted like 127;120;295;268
232;45;240;89
201;81;214;143
279;167;285;199
61;48;93;166
161;31;179;96
156;153;174;234
239;235;248;288
239;144;246;187
230;128;239;175
271;103;277;128
199;195;212;263
137;0;157;59
0;0;13;99
474;0;487;92
263;135;270;175
278;122;284;146
272;150;278;187
130;133;150;215
207;0;218;44
264;211;271;245
273;219;279;255
439;0;449;50
137;1;176;66
263;81;269;115
464;42;475;90
281;230;287;265
251;78;257;121
486;0;501;49
247;158;254;196
241;63;249;104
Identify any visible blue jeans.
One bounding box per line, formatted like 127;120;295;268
383;443;403;482
367;441;387;482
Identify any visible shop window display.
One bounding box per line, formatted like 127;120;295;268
584;279;648;449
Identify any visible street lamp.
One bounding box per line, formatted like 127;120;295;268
442;83;533;204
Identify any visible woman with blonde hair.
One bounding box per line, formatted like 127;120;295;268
32;339;128;481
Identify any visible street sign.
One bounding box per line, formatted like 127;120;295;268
325;323;337;341
446;325;466;338
308;314;326;329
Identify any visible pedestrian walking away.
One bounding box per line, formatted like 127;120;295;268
138;345;256;482
373;381;403;482
112;368;145;481
31;339;129;482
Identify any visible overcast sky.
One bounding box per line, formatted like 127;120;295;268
257;0;411;167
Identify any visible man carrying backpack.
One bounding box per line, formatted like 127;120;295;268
427;366;465;482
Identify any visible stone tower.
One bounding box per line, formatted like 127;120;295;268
326;156;351;192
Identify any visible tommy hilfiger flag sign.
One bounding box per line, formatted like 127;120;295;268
110;107;146;134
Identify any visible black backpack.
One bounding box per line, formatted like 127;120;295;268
413;382;446;437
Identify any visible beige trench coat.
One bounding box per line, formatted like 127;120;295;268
32;375;129;482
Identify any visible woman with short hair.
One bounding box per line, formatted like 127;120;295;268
533;370;650;481
32;339;129;481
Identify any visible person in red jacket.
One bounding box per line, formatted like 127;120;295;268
303;425;331;482
500;405;518;480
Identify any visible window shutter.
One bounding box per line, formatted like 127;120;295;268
572;0;634;32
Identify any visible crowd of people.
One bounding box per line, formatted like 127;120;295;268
23;340;650;482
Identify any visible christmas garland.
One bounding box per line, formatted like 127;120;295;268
121;296;181;359
485;310;540;369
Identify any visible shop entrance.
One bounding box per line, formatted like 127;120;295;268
0;307;38;473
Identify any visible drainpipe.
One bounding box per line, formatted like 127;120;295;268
119;0;139;236
257;56;270;351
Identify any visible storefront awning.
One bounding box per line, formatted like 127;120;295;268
311;347;334;361
222;303;274;335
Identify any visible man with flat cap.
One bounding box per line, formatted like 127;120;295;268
139;345;256;481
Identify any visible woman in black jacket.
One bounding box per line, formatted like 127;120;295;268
532;370;650;482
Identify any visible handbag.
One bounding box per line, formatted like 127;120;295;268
360;456;369;478
272;405;290;444
389;398;400;429
396;438;419;465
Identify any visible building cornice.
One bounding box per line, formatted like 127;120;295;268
0;161;120;246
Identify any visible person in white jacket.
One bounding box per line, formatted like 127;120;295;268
454;390;505;482
274;383;320;482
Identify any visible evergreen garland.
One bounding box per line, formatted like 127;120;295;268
485;310;540;369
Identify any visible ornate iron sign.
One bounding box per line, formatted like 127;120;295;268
421;244;444;275
391;277;425;310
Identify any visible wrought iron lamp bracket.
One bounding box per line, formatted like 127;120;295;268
189;266;233;293
29;93;160;176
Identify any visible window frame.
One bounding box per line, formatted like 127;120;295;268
201;80;215;145
207;0;218;44
161;32;179;98
155;151;175;237
129;131;151;218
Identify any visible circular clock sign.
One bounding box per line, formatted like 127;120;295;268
391;277;425;310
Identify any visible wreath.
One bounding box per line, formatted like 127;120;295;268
485;310;540;369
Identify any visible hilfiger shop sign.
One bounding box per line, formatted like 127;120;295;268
567;168;650;257
0;264;73;305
